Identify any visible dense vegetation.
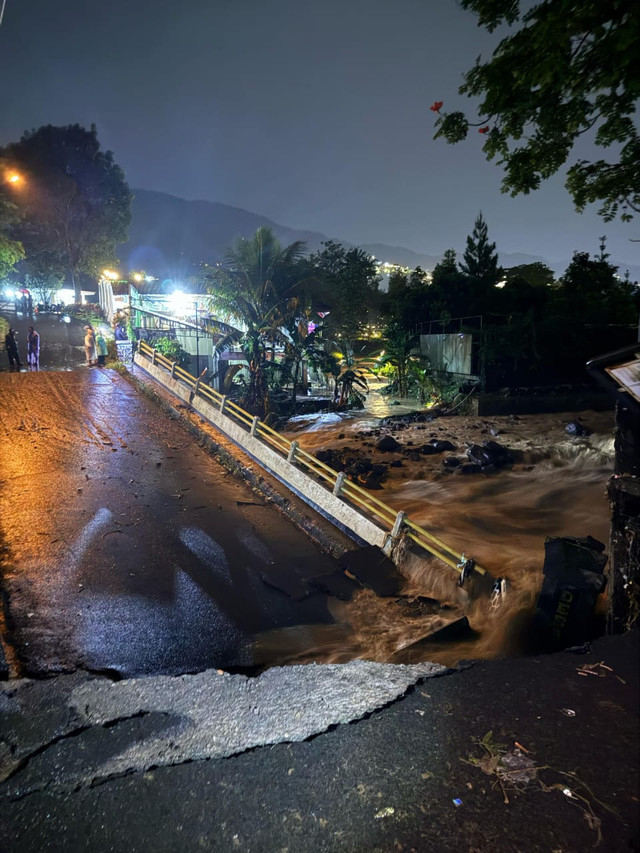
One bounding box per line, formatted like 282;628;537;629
202;220;638;415
433;0;640;223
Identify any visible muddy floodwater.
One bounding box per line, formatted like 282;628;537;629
263;389;616;668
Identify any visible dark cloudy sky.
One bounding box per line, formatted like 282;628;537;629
1;0;637;268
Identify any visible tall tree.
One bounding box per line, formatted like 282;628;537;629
0;173;24;279
557;244;635;326
460;212;500;286
428;248;472;321
309;241;381;341
0;124;132;301
205;226;310;417
432;0;640;221
503;262;555;290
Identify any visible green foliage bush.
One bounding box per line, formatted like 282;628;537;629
69;304;106;326
153;337;190;367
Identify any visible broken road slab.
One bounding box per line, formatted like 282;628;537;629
0;659;448;797
338;545;404;596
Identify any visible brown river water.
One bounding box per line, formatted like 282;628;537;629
257;388;615;668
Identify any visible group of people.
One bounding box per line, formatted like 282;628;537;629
84;325;108;366
16;292;33;316
4;322;111;369
4;326;40;369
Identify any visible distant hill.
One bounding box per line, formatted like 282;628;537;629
119;189;333;280
121;189;640;283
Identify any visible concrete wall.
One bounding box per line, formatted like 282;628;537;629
419;333;475;377
134;354;389;550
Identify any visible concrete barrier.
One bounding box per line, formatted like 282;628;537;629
134;353;388;550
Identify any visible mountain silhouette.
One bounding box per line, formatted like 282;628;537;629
120;189;640;283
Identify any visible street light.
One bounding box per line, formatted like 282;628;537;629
7;172;22;184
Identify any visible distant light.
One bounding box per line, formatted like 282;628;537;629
495;279;507;289
145;275;156;282
132;273;143;282
169;288;190;314
7;173;22;184
103;269;119;281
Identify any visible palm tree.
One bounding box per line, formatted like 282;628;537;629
376;321;421;398
205;227;310;417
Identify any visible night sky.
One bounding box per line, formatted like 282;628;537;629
1;0;637;268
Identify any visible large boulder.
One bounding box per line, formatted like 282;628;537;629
466;440;514;469
377;435;402;452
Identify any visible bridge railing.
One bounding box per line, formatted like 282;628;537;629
137;340;487;578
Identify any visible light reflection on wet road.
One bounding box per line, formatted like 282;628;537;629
0;369;339;677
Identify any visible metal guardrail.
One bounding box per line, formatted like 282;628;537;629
138;340;487;578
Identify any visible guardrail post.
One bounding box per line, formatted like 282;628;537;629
194;376;201;396
250;416;260;436
391;510;407;539
220;395;226;414
333;471;346;496
170;362;176;379
151;348;156;365
287;440;299;463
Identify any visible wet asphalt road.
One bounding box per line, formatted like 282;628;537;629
0;365;339;677
1;307;87;372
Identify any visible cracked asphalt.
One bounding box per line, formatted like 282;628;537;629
0;630;637;852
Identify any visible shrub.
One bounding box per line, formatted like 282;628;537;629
153;336;190;368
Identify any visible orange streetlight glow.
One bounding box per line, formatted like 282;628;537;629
7;172;22;184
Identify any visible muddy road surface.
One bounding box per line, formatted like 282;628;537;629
0;369;340;677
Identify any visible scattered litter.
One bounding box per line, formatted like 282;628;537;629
465;731;616;841
560;708;576;717
415;710;425;716
576;661;616;679
374;807;395;819
498;749;538;784
452;798;463;807
514;741;531;754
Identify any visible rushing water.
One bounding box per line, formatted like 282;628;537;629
255;390;615;668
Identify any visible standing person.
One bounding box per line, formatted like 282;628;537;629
84;326;97;366
27;293;33;316
95;330;108;366
5;328;22;367
27;326;40;368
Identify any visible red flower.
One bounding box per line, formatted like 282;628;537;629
478;125;490;134
430;101;443;112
